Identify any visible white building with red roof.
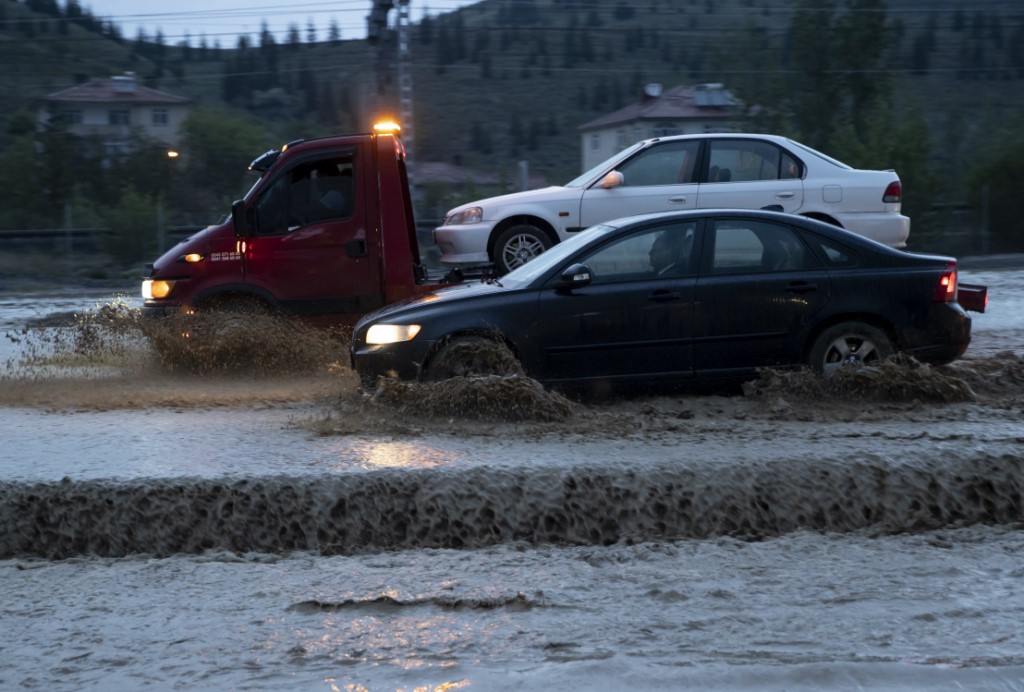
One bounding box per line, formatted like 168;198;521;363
37;72;192;156
578;83;745;170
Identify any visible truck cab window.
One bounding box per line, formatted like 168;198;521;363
255;156;356;235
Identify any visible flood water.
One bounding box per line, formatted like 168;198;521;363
2;268;1024;691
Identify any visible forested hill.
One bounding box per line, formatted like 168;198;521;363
1;0;1022;253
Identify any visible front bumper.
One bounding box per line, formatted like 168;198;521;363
350;338;438;384
433;222;493;264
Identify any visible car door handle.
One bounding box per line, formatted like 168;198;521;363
785;282;817;294
668;196;688;204
649;289;681;302
775;191;795;199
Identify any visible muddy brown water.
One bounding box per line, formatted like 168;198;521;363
2;273;1023;560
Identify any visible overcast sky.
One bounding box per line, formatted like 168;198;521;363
82;1;474;44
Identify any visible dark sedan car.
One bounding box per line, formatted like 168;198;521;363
351;209;972;388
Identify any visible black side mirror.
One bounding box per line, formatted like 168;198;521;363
554;263;592;290
231;199;251;237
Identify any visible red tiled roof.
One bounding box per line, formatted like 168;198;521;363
46;78;191;105
579;85;741;131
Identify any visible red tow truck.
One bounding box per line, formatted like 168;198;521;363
141;122;447;323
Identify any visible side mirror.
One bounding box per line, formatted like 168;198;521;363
231;199;251;237
600;171;624;189
554;263;592;290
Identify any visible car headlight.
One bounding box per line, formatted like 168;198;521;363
142;279;175;299
365;324;422;345
446;207;483;225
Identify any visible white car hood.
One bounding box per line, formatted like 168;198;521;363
446;186;583;220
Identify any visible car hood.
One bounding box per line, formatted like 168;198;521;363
445;186;582;219
356;281;510;327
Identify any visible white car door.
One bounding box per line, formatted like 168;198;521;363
578;140;701;228
695;139;805;213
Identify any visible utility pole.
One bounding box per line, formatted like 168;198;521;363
366;0;413;166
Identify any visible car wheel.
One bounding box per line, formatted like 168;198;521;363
423;336;522;381
809;321;893;376
493;224;553;274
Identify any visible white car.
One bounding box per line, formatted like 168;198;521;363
433;133;910;274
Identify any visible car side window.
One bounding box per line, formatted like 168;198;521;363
707;140;791;183
616;141;701;186
580;221;697;283
806;235;859;267
710;220;818;274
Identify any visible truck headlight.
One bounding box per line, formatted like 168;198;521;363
142;279;175;299
366;324;421;345
446;207;483;225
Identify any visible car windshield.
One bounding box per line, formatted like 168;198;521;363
785;139;853;170
564;141;647;187
501;223;620;286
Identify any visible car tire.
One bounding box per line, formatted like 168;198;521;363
492;224;553;274
423;336;522;381
809;321;893;376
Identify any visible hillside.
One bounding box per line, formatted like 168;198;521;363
2;0;1023;250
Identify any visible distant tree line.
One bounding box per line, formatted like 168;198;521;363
0;0;1022;257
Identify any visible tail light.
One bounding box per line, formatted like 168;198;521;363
882;181;902;203
933;262;957;302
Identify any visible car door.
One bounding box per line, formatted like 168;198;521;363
534;220;699;383
243;148;373;313
578;140;701;228
692;218;831;375
695;139;804;213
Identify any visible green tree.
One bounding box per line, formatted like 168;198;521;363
966;128;1024;252
99;186;160;263
178;109;271;220
786;0;840;149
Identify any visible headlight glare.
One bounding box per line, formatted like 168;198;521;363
447;207;483;225
142;279;175;299
366;323;422;345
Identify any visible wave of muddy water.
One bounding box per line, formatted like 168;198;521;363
2;269;1023;690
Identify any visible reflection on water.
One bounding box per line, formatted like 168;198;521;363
346;440;452;470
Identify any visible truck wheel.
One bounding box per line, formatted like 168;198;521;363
809;321;893;376
210;296;270;316
493;224;553;274
423;336;522;381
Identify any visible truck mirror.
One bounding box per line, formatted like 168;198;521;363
231;199;251;237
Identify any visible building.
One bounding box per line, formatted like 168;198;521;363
37;72;192;157
577;83;745;171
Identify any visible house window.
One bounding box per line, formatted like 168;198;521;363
108;110;130;125
152;109;169;126
616;129;627;148
652;122;679;137
62;110;83;125
590;133;601;150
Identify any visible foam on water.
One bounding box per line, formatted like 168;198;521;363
3;451;1021;559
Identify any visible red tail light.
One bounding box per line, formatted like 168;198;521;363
934;262;957;302
883;181;902;203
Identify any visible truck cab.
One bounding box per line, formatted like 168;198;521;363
142;124;431;323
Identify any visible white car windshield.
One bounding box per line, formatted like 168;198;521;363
564;141;647;188
501;223;619;286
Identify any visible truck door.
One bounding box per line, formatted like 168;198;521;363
244;147;376;315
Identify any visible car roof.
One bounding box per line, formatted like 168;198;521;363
635;132;794;147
